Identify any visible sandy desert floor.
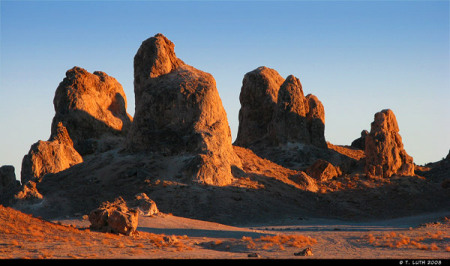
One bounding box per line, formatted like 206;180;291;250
0;205;449;260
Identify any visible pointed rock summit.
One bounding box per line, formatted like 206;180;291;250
127;33;241;186
364;109;414;178
235;66;326;149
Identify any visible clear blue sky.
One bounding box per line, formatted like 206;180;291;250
1;1;449;180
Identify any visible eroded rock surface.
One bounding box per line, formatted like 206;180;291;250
235;66;326;149
51;67;132;155
365;109;414;178
127;33;241;186
21;122;83;184
88;197;138;235
306;159;341;182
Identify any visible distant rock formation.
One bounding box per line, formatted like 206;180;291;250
51;67;132;155
0;165;19;190
365;109;414;178
351;130;369;150
234;66;326;149
127;33;241;186
21;122;83;184
0;165;20;204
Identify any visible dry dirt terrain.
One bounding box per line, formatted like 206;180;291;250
0;205;449;260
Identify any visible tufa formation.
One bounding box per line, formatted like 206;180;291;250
234;66;326;149
364;109;414;178
21;67;132;184
20;122;83;184
127;33;241;186
51;67;132;155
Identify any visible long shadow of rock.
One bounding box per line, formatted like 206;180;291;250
137;227;272;239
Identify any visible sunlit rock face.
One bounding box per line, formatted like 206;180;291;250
365;109;414;178
21;67;132;183
127;33;241;186
234;66;326;149
51;67;133;155
21;122;83;184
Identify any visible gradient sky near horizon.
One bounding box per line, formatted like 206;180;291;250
1;1;449;181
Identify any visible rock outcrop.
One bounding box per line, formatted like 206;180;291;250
127;33;241;186
20;67;132;184
351;130;369;150
364;109;414;178
13;181;43;203
0;165;19;190
51;67;132;155
21;122;83;184
0;166;20;204
88;197;139;235
130;193;159;216
306;159;341;182
234;66;326;149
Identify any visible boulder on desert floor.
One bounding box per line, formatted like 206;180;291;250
234;66;326;149
21;122;83;184
364;109;414;178
51;66;132;155
130;193;159;216
88;197;138;235
127;33;241;186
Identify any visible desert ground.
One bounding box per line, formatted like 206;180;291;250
0;204;448;260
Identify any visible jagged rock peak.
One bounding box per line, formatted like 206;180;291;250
365;109;414;178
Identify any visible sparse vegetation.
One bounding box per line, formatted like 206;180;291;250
363;230;449;252
240;234;317;251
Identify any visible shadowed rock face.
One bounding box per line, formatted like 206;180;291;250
365;109;414;178
351;130;369;150
235;67;326;149
127;33;241;186
51;67;132;155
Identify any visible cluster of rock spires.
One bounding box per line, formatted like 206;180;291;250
1;33;430;223
235;67;326;149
